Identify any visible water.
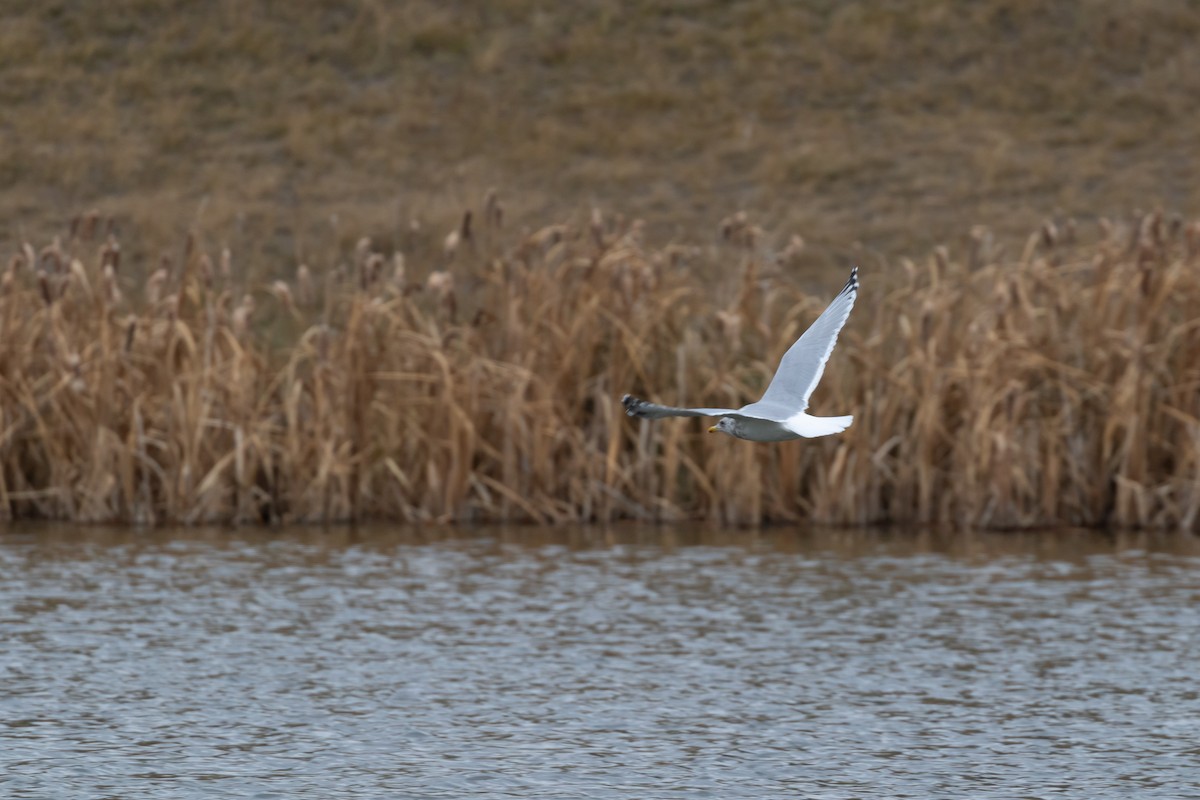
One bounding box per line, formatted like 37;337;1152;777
2;525;1199;799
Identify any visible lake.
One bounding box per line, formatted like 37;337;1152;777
3;524;1199;798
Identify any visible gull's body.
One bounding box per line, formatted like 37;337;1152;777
623;267;858;441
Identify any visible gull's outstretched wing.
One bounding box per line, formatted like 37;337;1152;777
751;267;858;414
622;395;740;419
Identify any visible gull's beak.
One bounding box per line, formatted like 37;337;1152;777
708;425;718;433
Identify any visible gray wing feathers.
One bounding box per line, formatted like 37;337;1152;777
755;266;858;412
622;395;739;419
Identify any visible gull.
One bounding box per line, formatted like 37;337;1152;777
622;267;858;441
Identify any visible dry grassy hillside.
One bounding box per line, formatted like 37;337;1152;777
2;1;1198;276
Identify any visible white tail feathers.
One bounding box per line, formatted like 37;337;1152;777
785;412;854;438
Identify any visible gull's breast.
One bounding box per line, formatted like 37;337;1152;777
733;417;801;442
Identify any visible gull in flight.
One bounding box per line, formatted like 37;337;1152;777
623;267;858;441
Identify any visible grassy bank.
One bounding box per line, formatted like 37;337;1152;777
3;1;1199;274
1;207;1198;529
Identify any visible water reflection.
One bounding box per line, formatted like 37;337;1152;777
2;524;1198;798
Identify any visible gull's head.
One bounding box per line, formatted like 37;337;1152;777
709;418;736;436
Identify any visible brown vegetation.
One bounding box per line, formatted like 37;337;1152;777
1;205;1198;529
3;1;1199;275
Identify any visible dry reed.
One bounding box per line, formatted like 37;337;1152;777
1;206;1198;530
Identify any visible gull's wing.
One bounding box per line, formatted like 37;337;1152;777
622;394;740;419
752;267;858;413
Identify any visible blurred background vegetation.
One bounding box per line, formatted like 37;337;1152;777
2;0;1198;279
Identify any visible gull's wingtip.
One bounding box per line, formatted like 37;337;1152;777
836;265;859;298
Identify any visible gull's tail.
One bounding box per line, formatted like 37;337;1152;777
785;412;853;438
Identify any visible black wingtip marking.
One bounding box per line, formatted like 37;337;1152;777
622;394;644;417
842;265;859;296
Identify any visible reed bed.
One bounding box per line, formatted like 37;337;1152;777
2;207;1199;529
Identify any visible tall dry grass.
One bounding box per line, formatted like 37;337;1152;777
1;206;1199;529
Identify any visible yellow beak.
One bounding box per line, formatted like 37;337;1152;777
708;425;718;433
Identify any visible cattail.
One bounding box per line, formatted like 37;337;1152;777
197;253;213;288
426;269;456;318
443;229;460;260
101;264;121;306
101;235;121;273
391;253;406;291
146;268;168;306
296;264;314;307
968;225;993;269
933;245;949;276
719;211;747;243
354;237;371;266
717;213;760;249
1185;222;1200;261
484;188;500;228
219;247;232;282
40;240;64;274
777;234;806;263
719;214;733;240
270;280;295;316
715;309;742;341
532;224;566;249
1062;217;1077;245
1126;212;1145;254
1168;213;1183;241
426;269;453;297
362;253;385;290
67;259;92;300
231;294;255;337
1135;214;1160;265
1148;211;1164;246
590;207;606;249
5;210;1200;528
82;209;100;240
1040;220;1058;248
628;219;648;244
460;209;473;244
37;271;53;305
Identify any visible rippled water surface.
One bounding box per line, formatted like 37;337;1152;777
3;525;1200;798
